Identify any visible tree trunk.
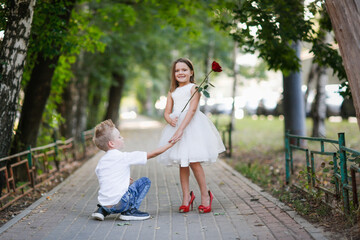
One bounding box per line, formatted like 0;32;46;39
230;41;239;130
283;41;306;139
58;50;88;139
75;75;88;140
325;0;360;129
87;84;102;129
145;84;153;116
11;0;76;152
312;66;328;137
304;61;318;112
202;41;214;115
104;73;125;126
58;80;77;138
12;54;60;152
0;0;36;157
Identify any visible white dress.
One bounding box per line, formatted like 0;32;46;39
158;83;226;167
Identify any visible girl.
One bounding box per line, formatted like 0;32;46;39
158;58;225;213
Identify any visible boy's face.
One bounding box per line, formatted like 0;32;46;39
109;128;124;150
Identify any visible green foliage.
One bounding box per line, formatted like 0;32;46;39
45;4;105;131
219;0;314;73
218;0;349;93
239;60;268;80
235;161;272;187
0;0;8;31
83;0;235;122
20;0;106;142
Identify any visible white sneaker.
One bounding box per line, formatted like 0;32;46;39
92;204;110;221
92;212;105;221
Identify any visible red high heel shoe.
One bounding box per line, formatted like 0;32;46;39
198;190;213;213
179;191;195;213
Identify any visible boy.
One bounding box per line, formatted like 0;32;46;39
91;119;176;221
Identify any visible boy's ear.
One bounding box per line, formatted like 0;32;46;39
108;140;114;149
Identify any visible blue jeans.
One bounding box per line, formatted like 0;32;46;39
104;177;151;214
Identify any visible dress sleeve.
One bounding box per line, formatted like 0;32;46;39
123;151;147;165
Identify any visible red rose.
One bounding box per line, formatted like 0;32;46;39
181;60;222;112
212;61;222;72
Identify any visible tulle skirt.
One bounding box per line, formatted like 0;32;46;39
158;110;226;167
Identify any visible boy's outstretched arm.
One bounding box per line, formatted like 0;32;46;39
147;141;176;159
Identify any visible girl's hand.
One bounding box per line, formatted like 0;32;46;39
169;117;178;127
129;177;134;185
169;129;183;143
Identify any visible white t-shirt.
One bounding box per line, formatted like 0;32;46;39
95;149;147;206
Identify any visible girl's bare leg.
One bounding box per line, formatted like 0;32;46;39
190;162;210;206
179;166;190;205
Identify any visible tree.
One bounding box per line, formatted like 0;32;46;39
12;0;104;150
11;0;76;152
0;0;36;158
325;0;360;129
219;0;312;137
218;0;348;137
83;0;220;125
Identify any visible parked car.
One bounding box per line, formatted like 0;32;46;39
209;103;232;115
274;85;348;118
325;84;343;117
340;98;356;119
256;97;277;116
244;99;260;116
273;88;314;117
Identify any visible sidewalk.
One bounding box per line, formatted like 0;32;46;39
0;116;329;240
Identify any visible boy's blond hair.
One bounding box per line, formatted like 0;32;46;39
93;119;117;151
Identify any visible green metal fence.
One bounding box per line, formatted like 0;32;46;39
0;129;96;211
285;131;360;214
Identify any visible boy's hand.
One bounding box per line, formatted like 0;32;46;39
129;177;134;185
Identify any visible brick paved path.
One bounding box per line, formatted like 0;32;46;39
0;116;328;240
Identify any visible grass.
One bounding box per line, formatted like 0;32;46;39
213;115;360;238
216;115;360;190
214;115;359;152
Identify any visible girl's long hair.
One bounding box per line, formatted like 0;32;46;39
170;58;195;92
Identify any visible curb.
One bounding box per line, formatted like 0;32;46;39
0;151;103;235
219;159;329;240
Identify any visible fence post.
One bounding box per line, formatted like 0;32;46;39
332;153;340;199
81;132;86;158
228;123;232;158
285;131;291;184
305;149;311;186
53;135;60;171
338;132;350;214
27;145;35;188
27;146;32;168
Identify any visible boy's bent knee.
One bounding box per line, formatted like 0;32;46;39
139;177;151;186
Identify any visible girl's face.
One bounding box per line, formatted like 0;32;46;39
174;62;193;86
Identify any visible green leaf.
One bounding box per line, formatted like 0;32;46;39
203;90;210;98
117;222;131;226
213;212;225;216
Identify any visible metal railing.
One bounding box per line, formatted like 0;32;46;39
218;123;232;157
285;131;360;214
0;129;96;211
